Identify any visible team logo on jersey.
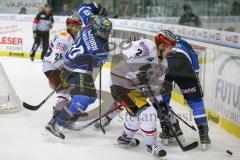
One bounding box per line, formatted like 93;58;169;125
135;41;150;58
56;42;67;51
181;87;197;94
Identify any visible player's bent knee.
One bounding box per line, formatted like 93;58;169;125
54;94;69;111
69;95;96;113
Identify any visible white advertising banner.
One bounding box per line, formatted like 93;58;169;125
110;18;240;49
0;14;66;56
213;51;240;125
0;0;47;15
0;14;239;52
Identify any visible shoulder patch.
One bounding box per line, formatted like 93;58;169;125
60;31;68;37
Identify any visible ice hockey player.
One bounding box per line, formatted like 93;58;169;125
110;30;177;159
45;2;112;140
159;36;211;150
43;15;82;132
95;35;211;150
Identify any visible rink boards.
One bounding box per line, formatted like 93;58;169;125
0;14;239;139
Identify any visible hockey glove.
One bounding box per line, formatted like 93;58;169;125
159;81;173;96
136;64;152;85
153;101;170;122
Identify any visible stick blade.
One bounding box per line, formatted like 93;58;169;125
99;125;106;134
182;141;199;152
64;124;83;131
22;102;40;111
191;126;197;131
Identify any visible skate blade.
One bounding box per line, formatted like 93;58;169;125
42;130;49;136
152;155;167;160
113;143;132;148
168;138;175;143
201;144;208;151
161;139;169;146
161;136;185;145
43;129;64;143
159;155;167;160
113;142;138;148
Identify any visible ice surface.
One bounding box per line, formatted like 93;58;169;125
0;57;239;160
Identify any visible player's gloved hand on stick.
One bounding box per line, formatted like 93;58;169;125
160;81;172;95
136;64;152;84
153;101;170;122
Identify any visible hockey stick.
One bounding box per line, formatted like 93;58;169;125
23;85;61;111
115;68;198;151
64;103;121;131
99;65;106;134
169;107;197;131
146;83;198;152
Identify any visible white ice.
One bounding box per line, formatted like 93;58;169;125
0;57;240;160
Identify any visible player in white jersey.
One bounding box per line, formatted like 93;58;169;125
110;30;176;159
42;15;82;129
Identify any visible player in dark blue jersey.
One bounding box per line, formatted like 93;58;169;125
158;36;211;150
45;2;112;140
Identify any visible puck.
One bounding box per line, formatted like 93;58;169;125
226;150;233;155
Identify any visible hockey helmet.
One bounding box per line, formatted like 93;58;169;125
155;30;176;46
66;15;82;26
93;16;112;33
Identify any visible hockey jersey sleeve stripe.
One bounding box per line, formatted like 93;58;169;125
63;63;93;74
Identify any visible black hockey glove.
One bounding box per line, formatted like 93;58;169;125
153;101;169;122
159;81;173;96
136;64;152;85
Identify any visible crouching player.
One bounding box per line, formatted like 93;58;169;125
42;15;82;129
110;30;177;159
94;35;211;150
45;2;112;139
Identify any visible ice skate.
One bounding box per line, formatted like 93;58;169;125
45;118;65;140
94;116;111;129
198;125;211;150
146;143;167;160
116;132;140;147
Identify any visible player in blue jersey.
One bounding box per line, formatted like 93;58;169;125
45;2;112;140
158;36;211;150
